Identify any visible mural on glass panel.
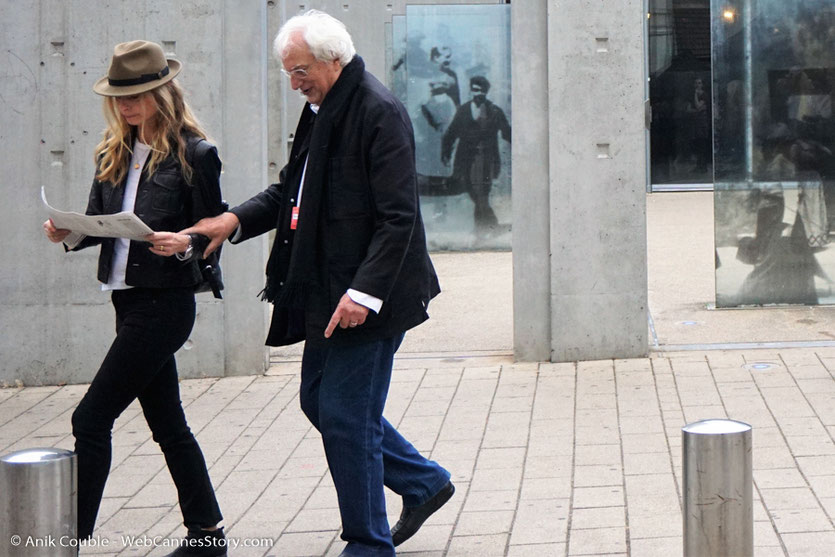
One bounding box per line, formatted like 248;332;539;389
392;5;511;250
713;0;835;306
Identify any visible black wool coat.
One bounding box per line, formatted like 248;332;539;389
231;56;441;346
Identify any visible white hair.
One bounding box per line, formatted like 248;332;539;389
274;9;356;66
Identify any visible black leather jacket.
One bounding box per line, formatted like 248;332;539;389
73;134;224;289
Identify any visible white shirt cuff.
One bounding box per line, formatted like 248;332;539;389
347;288;383;314
230;225;242;243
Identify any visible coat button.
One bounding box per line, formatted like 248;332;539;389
284;239;289;244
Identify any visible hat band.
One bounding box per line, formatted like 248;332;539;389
108;65;170;87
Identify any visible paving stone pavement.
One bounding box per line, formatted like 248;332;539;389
2;347;835;556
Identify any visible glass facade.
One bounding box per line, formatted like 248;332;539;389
713;0;835;306
648;0;714;188
389;5;512;250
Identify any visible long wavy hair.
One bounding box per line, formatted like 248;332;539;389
94;80;208;186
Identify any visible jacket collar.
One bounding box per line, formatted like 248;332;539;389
313;55;365;127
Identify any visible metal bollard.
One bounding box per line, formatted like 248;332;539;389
682;419;752;557
0;448;77;556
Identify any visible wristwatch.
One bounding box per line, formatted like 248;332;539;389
176;235;194;261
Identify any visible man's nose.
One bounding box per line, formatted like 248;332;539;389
290;75;303;89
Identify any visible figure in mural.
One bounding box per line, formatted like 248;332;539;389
415;46;460;181
428;46;460;106
736;188;826;305
441;75;511;238
735;122;830;305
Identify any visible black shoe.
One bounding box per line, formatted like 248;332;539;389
164;527;228;557
391;481;455;546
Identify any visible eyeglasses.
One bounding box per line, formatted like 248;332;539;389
280;65;311;79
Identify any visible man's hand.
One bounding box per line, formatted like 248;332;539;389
324;293;370;338
180;212;240;256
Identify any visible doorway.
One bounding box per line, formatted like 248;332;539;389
648;0;714;191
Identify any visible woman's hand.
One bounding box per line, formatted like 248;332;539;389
43;219;71;243
145;231;190;257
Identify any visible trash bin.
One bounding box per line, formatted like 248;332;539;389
0;448;77;556
682;419;753;557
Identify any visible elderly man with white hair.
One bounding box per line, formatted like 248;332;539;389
186;9;454;556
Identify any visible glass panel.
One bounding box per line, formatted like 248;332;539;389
405;4;512;250
713;0;835;306
387;16;408;104
648;0;714;187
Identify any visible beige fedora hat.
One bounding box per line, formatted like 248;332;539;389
93;40;181;96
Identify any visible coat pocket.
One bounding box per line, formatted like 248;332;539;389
150;171;184;215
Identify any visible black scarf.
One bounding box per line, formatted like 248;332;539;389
262;55;366;308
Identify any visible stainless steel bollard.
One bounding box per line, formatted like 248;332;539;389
1;448;77;556
682;419;753;557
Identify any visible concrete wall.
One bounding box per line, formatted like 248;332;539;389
512;0;649;361
0;1;269;385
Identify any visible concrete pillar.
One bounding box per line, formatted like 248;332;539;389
513;1;648;361
215;1;271;376
511;0;552;361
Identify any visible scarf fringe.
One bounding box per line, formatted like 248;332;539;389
259;279;309;309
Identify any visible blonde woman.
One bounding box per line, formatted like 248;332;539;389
43;41;227;557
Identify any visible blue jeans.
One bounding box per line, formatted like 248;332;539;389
300;335;450;556
72;287;223;539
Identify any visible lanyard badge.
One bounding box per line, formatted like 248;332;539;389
290;206;300;230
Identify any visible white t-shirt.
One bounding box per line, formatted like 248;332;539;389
103;141;151;291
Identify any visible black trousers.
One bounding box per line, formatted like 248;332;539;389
72;287;222;539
